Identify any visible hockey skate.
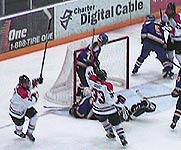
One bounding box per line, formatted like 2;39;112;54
170;121;177;129
106;129;116;139
119;135;128;146
26;132;35;142
132;66;139;74
14;130;26;138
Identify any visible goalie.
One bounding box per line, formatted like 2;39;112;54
70;66;156;122
69;89;156;122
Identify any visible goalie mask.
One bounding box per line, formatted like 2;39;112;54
19;74;30;89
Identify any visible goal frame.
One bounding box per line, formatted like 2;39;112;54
73;36;130;104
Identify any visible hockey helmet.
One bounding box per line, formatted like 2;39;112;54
97;69;107;81
166;2;176;17
97;33;108;45
145;14;155;21
19;74;30;89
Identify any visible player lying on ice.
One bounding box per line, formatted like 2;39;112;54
69;86;156;122
69;65;156;122
70;66;156;146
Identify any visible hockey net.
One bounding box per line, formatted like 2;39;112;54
45;34;129;107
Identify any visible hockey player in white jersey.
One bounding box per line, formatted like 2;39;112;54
87;68;128;146
9;75;43;142
162;2;181;72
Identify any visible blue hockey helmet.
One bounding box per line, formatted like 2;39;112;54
145;14;155;21
97;33;108;45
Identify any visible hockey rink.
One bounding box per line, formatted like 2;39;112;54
0;23;181;150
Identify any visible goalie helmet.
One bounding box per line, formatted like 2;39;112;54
97;33;108;45
145;14;155;21
19;74;30;89
166;2;176;17
97;69;107;81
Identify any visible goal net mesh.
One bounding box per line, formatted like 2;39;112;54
45;34;129;107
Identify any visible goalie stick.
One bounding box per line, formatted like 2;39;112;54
136;89;171;100
40;9;53;78
43;105;69;111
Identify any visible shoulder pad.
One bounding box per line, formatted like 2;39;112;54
17;86;29;99
89;75;99;82
103;82;113;91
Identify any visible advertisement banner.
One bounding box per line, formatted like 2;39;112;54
55;0;150;39
151;0;181;13
0;8;54;53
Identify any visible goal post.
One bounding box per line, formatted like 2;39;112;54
45;34;130;107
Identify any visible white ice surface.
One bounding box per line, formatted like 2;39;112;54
0;23;180;150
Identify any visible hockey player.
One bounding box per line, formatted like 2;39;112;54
69;89;156;122
170;69;181;129
132;14;173;78
76;33;108;97
69;87;95;119
162;2;181;74
9;75;43;142
87;69;128;146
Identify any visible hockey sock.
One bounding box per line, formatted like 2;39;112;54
114;124;125;138
173;109;181;123
101;120;113;132
27;114;38;134
15;125;23;134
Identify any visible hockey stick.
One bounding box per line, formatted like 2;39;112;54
40;9;52;78
43;105;69;111
160;8;163;22
169;60;181;69
136;89;171;100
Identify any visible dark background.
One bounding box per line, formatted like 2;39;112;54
0;0;70;17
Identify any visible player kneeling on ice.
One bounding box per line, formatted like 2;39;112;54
132;14;173;79
9;75;43;142
170;69;181;129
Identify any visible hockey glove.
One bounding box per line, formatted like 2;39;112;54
163;43;167;49
171;88;180;97
38;77;43;84
31;91;39;102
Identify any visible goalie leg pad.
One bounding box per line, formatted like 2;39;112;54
141;100;156;112
130;103;146;117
